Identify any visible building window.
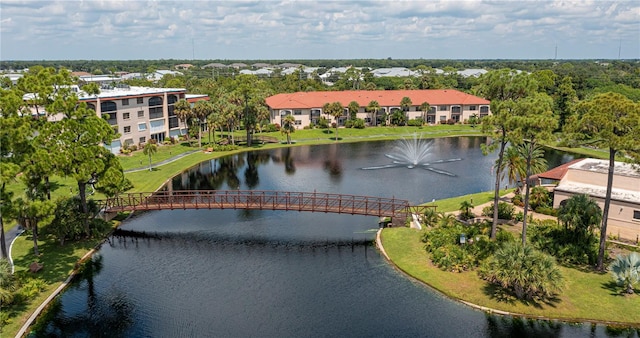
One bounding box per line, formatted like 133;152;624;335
122;98;129;106
634;210;640;220
138;123;147;131
480;106;489;113
138;110;144;118
124;126;131;133
293;109;302;115
101;101;117;112
137;97;144;104
469;105;477;111
123;112;130;120
439;115;447;121
295;120;302;125
451;106;461;114
438;105;448;111
139;137;146;144
124;138;133;146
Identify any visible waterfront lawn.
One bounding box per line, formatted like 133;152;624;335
426;189;513;213
380;227;640;324
2;234;103;336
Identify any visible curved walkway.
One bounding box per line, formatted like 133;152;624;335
123;149;200;173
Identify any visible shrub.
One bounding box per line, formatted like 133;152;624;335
535;206;558;216
511;194;524;207
514;211;524;222
317;117;330;129
421;222;496;272
130;144;138;151
479;242;563;301
529;219;598;266
446;119;456;125
609;252;640;294
352;118;365;129
482;202;515;220
407;118;424;127
264;124;280;132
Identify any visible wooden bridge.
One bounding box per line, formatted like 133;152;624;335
100;190;413;226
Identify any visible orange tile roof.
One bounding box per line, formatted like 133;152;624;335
265;89;490;109
532;158;585;181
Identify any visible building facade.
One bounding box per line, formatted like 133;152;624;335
552;158;640;241
78;86;208;153
265;89;491;128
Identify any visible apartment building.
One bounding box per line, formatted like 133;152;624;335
265;89;490;128
78;86;208;153
552;158;640;241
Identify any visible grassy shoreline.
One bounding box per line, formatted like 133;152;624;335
3;125;632;336
379;227;640;326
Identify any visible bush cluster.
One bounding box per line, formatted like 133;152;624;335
407;118;424;127
344;118;365;129
482;202;515;220
529;219;599;265
421;221;513;272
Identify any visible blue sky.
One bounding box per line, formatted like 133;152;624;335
1;0;638;60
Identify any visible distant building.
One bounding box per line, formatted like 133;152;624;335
77;86;208;153
550;158;640;241
175;64;194;70
265;89;490;128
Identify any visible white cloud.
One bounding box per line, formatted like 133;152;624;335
0;0;638;60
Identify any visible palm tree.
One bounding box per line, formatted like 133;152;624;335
323;101;344;141
347;101;359;121
366;100;380;126
459;200;474;220
193;101;214;148
517;142;548;245
143;142;157;172
420;102;430;124
174;99;192;137
529;186;550;210
497;146;526;193
281;114;296;144
558;194;602;240
609;252;640;294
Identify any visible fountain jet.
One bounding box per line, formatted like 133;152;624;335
362;134;462;176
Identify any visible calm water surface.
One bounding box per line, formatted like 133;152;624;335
38;138;634;337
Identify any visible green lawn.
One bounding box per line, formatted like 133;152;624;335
424;189;514;213
380;227;640;325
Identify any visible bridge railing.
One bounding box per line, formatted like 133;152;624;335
103;190;410;224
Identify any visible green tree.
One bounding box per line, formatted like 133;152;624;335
281;114;296;144
143;143;157;172
192;100;213;148
459;200;474;221
554;76;578;130
12;198;55;256
173;99;193;137
564;92;640;270
496;146;526;194
510;93;557;244
558;194;602;242
0;258;17;305
347;101;360;121
477;69;539;240
420;102;430;123
366;100;381;126
323;101;344;141
609;252;640;294
479;242;563;301
400;96;412;112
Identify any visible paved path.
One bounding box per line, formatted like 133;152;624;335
123;150;200;173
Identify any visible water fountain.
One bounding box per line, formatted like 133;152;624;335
362;134;462;176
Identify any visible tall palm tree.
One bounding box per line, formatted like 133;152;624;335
143;142;157;172
497;146;526;194
193;101;214;148
517;141;548;245
323;101;344;141
281;114;296;144
420;102;430;124
173;99;192;137
366;100;380;126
